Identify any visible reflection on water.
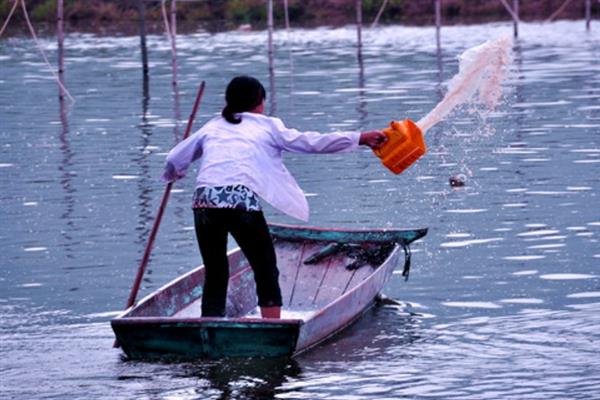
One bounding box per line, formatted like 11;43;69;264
1;21;599;399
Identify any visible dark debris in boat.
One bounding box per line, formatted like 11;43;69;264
303;242;395;271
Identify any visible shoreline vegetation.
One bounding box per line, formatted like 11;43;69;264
1;0;598;37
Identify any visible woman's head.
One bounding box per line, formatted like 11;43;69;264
222;76;266;124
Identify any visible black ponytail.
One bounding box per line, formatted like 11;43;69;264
222;104;241;124
221;76;266;124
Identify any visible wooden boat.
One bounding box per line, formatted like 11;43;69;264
111;223;427;359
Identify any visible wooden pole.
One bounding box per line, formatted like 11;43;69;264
57;0;65;101
585;0;591;30
19;0;74;101
546;0;574;22
513;0;519;37
435;0;441;51
0;0;19;37
170;0;178;88
267;0;275;114
371;0;389;28
137;0;149;78
267;0;273;72
356;0;363;63
267;0;274;66
283;0;290;30
116;82;205;349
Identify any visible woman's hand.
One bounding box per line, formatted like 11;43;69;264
359;131;388;149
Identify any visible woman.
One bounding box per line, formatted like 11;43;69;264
161;76;386;319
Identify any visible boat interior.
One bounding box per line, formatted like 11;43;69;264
126;238;396;321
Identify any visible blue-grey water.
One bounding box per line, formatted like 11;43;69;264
1;20;599;399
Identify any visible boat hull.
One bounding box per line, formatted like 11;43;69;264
112;224;427;359
112;318;301;359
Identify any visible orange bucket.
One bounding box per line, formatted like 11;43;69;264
373;119;427;174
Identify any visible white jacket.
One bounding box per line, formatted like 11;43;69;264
161;112;360;221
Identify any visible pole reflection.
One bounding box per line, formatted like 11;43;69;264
135;74;155;284
58;97;75;259
356;43;367;129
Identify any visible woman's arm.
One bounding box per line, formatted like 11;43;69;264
270;117;386;153
160;131;204;182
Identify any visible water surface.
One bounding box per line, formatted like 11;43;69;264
1;21;599;399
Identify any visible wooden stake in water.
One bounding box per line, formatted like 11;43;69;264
267;0;276;115
435;0;441;51
267;0;274;77
512;0;519;38
170;0;178;89
585;0;591;31
283;0;290;30
371;0;388;28
356;0;363;63
57;0;65;101
499;0;519;38
0;0;19;37
137;0;149;78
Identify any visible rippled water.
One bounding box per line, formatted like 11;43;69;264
1;21;599;399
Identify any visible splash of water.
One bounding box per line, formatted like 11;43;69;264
417;36;513;134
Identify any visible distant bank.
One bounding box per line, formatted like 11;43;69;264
1;0;597;35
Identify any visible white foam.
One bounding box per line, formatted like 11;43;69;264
512;270;538;276
540;273;596;280
445;233;472;238
24;247;47;252
21;283;43;288
517;229;560;237
574;159;600;164
499;298;544;304
441;237;503;248
502;203;528;208
85;310;123;318
442;301;502;309
503;255;546;261
526;243;565;249
567;292;600;299
445;208;488;214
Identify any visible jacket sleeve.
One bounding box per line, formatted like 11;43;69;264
160;129;205;182
269;117;361;154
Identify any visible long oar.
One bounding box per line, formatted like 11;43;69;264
114;81;205;347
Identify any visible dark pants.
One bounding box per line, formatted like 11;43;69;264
193;208;283;317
